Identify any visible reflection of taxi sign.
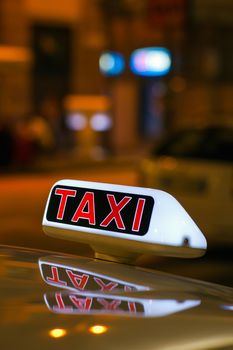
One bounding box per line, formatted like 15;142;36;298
44;292;200;318
39;258;144;292
39;255;202;318
43;180;207;261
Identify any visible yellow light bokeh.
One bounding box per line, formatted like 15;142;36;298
88;324;108;335
49;328;67;338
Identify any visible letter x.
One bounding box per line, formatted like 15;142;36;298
100;195;131;230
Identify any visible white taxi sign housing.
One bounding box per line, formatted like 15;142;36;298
42;179;207;261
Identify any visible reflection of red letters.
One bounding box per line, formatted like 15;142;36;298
100;195;131;229
53;292;73;312
72;192;95;224
128;301;136;313
54;292;65;309
94;277;118;291
55;188;76;220
69;295;92;310
124;286;136;313
97;298;121;310
66;270;89;290
132;198;146;232
47;266;67;286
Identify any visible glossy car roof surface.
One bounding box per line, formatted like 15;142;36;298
0;245;233;350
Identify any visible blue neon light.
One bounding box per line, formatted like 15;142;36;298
130;47;171;77
99;51;125;76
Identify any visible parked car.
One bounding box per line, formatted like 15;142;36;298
138;126;233;247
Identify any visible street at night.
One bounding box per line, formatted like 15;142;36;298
0;2;233;349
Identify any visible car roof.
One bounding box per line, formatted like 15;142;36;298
1;245;233;350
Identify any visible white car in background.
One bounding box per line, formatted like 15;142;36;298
138;126;233;247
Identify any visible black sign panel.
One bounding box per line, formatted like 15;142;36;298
46;185;154;236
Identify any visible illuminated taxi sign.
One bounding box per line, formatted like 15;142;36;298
43;180;207;260
46;185;154;236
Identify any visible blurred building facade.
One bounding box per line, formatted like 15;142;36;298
0;0;232;158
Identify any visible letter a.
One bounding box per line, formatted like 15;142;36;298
72;192;96;225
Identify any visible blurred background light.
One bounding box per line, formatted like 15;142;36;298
66;112;87;130
48;328;67;338
222;305;233;311
88;324;108;335
0;45;32;64
90;113;112;131
99;51;125;76
130;47;172;77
